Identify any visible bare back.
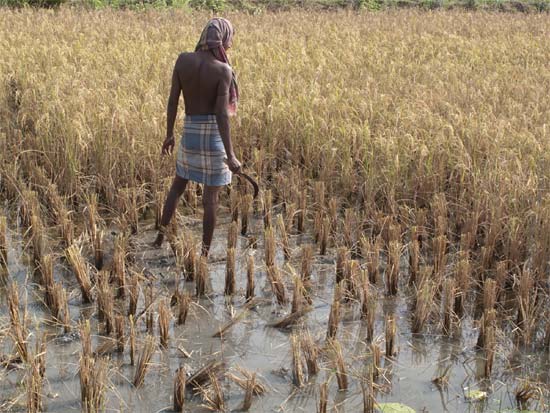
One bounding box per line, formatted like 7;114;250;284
174;51;231;115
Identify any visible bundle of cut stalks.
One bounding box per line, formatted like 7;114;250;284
177;292;191;325
408;233;419;286
276;214;291;261
326;284;341;340
246;254;255;302
365;236;381;284
301;244;313;281
196;256;208;297
300;329;319;376
318;381;328;413
386;241;400;296
66;244;93;303
453;253;470;318
173;367;186;412
113;234;126;299
225;247;236;296
442;277;456;336
370;342;382;380
516;268;537;346
0;215;7;272
262;190;272;229
264;227;276;267
266;265;286;305
290;332;305;387
26;351;44;413
7;282;28;362
228;220;239;249
30;213;44;267
329;339;348;391
80;355;109;412
127;271;139;317
319;216;330;255
133;335;156;387
384;315;397;358
158;299;171;348
412;279;435;334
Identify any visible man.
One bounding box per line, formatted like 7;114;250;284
153;18;241;257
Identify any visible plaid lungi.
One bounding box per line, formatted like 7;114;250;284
176;114;232;186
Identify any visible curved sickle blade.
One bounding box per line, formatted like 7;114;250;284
237;171;259;199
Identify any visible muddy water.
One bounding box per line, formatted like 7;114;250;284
1;207;549;412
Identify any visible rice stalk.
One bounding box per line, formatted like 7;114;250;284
335;247;348;284
133;335;156;387
319;215;329;255
226;366;267;396
246;254;255;302
262;190;272;229
158;298;171;348
297;189;307;233
516;268;537;346
240;193;253;235
442;277;456;336
26;350;44;413
173;367;186;412
326;284;341;340
264;226;276;268
225;247;236;296
300;329;319;376
386;241;400;296
0;215;8;272
129;315;136;366
318;381;328;413
115;315;125;353
276;214;291;261
127;271;139;317
266;265;286;305
66;243;93;303
196;256;208;297
385;314;397;358
96;271;114;335
412;279;435;334
113;234;126;299
453;253;470;318
329;339;348;391
227;220;238;250
408;237;419;286
230;189;240;223
177;292;191;325
290;332;304;387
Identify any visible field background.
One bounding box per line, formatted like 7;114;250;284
1;9;549;226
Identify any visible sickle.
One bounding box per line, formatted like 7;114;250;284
235;171;259;199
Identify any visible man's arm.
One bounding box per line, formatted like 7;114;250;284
215;66;241;172
162;57;182;155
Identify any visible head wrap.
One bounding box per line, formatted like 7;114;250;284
195;18;239;116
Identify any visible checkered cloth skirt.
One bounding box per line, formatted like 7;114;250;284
176;115;232;186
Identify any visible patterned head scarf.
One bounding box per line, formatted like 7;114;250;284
195;18;239;116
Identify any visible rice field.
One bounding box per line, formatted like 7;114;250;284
1;7;549;413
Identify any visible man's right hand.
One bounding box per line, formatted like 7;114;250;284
226;155;241;173
162;136;175;156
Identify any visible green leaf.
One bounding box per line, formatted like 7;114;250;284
376;403;416;413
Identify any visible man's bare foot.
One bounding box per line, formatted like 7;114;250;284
152;232;164;248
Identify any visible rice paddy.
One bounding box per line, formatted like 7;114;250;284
1;7;550;413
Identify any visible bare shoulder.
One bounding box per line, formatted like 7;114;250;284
214;61;232;79
175;52;193;67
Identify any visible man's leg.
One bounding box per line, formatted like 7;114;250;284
201;185;222;257
153;176;188;247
